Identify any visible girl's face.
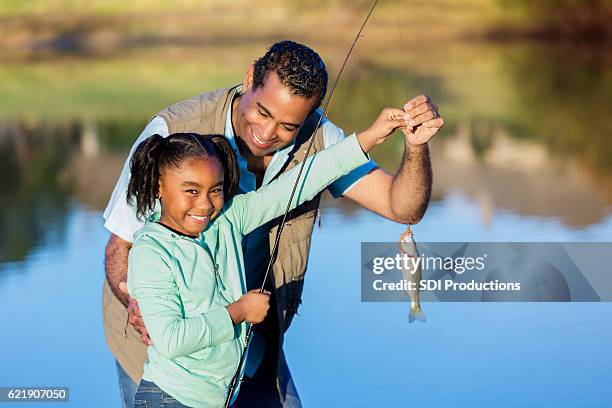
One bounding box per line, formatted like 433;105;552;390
158;156;225;236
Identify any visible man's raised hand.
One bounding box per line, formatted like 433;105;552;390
401;94;444;146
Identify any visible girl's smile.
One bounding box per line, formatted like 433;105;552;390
188;214;210;223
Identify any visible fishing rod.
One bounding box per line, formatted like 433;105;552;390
223;1;380;406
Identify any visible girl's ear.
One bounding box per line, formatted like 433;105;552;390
157;178;163;200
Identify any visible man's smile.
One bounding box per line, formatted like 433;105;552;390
249;125;274;149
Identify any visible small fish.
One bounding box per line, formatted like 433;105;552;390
399;226;426;323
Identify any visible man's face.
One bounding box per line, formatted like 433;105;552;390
234;70;319;157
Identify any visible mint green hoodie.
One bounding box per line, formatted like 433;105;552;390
127;134;368;407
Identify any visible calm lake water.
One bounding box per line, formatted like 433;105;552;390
1;40;611;407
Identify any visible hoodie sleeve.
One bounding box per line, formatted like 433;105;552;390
226;133;368;236
127;241;235;359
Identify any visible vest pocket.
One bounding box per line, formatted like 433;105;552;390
283;211;316;244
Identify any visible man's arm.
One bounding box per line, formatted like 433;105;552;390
344;145;431;224
344;95;442;224
104;233;132;307
106;233;153;345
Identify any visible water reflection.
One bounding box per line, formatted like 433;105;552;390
0;118;144;264
0;120;75;264
431;124;611;228
503;43;612;175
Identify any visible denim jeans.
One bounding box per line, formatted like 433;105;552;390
115;359;138;408
133;379;190;408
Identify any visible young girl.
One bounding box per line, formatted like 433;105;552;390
126;130;382;407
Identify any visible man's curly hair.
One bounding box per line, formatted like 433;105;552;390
253;40;328;108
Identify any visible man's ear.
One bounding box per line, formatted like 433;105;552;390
243;64;254;93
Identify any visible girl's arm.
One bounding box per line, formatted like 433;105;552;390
226;133;369;235
127;243;235;359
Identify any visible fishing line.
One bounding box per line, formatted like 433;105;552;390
395;0;408;69
394;0;420;268
223;1;381;406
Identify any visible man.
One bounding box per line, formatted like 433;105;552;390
103;40;443;407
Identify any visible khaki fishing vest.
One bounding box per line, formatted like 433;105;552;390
103;85;326;389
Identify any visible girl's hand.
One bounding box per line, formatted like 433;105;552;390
356;107;411;153
356;97;444;152
227;290;271;324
